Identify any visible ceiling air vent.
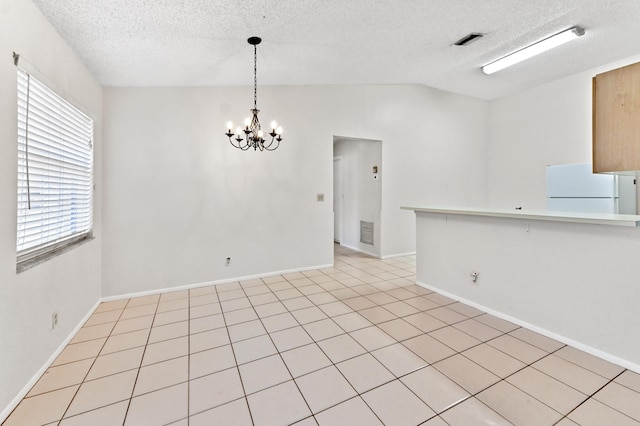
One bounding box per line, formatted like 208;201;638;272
454;33;484;46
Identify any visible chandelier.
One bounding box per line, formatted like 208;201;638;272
225;37;283;151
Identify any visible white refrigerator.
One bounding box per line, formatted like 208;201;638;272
546;163;636;214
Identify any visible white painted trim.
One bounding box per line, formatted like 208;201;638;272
101;264;334;302
416;280;640;375
381;251;416;259
339;243;381;259
0;299;102;423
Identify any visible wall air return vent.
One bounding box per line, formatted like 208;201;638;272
454;33;484;46
360;221;374;245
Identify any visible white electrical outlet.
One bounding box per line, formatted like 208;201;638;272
51;312;58;330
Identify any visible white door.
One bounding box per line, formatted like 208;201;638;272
333;157;342;243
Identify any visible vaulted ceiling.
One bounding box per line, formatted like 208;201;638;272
31;0;640;99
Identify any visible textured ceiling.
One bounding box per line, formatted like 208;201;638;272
29;0;640;100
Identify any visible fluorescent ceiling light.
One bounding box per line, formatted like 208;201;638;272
482;26;585;75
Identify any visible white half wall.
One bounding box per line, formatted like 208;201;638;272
0;0;103;414
102;85;489;296
415;211;640;370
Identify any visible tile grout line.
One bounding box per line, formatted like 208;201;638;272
120;296;161;425
54;297;132;424
551;369;632;425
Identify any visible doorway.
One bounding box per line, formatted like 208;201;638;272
332;136;382;257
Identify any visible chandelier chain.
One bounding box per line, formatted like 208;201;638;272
254;44;258;109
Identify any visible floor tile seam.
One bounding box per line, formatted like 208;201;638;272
504;373;591;420
21;381;82;401
83;314;125;328
234;284;315;422
57;303;132;422
188;294;220;304
75;319;120;337
504;329;568;355
259;356;314;419
108;325;155;339
185;395;248;422
395;374;471;422
449;321;506;344
156;303;191;314
424;329;486;355
277;305;397;411
213;285;257;425
310;394;386;424
57;395;133;423
528;353;616;396
457;344;589;418
220;303;256;314
247;296;281;307
94;302;129;314
429;368;518;422
460;331;553;379
293;341;397;389
189;309;223;320
120;298;162;425
285;279;319;289
552;350;627;382
558;369;639;423
611;372;640;395
130;377;190;400
124;298;159;309
360;377;441;424
53;399;128;424
64;330;117;349
435;394;515;426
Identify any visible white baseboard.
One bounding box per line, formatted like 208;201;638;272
0;299;102;424
337;243;415;260
339;243;381;258
381;251;416;259
101;263;333;302
416;280;640;375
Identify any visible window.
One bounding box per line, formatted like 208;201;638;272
16;68;94;271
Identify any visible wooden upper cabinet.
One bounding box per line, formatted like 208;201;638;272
593;61;640;173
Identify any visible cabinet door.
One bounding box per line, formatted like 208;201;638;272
593;61;640;173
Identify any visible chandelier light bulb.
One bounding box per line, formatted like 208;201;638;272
225;36;283;151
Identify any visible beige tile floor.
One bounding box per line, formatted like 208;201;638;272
4;244;640;425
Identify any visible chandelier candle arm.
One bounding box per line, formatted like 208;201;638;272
225;36;283;151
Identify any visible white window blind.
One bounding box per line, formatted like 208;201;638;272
16;68;94;268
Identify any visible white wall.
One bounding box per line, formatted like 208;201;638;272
487;54;640;210
333;138;382;256
0;0;102;414
102;85;488;296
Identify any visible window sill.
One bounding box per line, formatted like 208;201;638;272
17;236;95;274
